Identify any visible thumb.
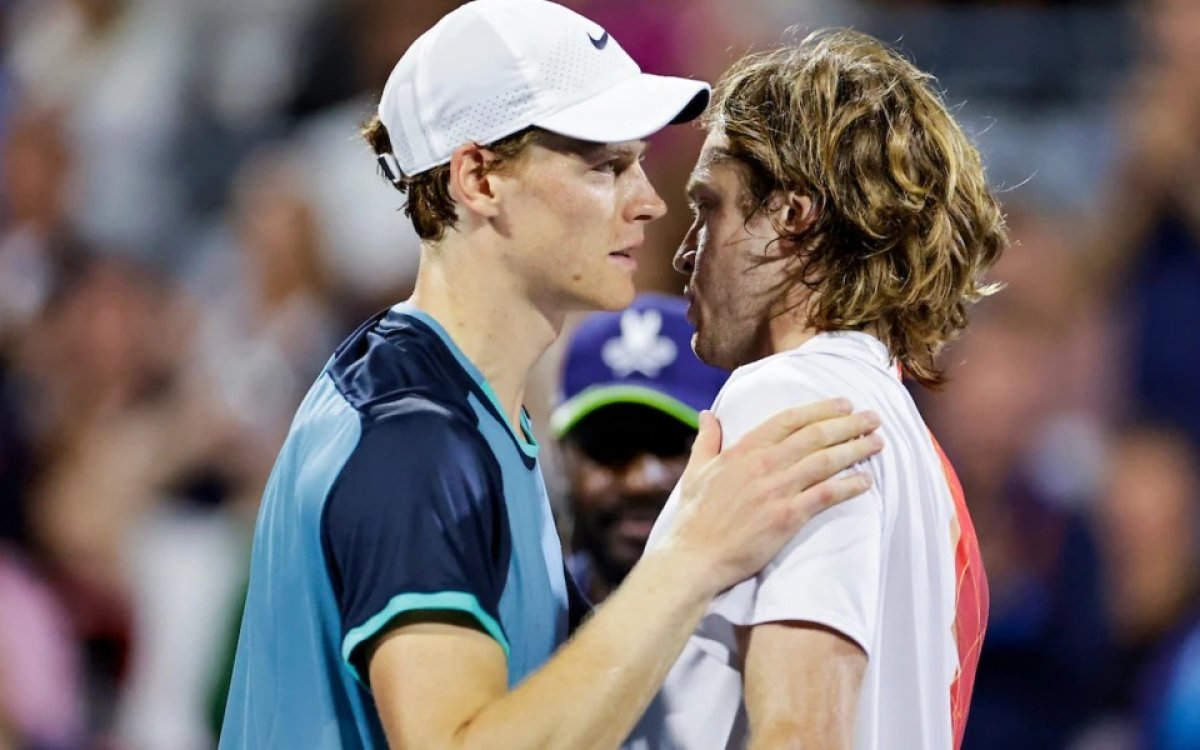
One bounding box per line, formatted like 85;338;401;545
684;410;722;477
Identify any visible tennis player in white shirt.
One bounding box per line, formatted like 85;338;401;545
628;30;1009;750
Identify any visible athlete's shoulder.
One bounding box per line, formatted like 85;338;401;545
326;306;477;421
749;331;893;386
358;395;489;460
713;332;902;430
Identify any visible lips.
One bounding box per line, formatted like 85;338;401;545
615;517;656;542
608;248;638;272
611;506;661;545
684;284;698;322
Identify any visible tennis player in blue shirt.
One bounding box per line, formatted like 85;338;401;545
220;2;883;748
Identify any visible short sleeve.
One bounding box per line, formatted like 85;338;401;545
707;365;883;655
320;406;510;684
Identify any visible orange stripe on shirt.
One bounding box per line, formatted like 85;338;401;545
929;433;989;750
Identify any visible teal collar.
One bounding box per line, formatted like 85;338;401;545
394;303;539;459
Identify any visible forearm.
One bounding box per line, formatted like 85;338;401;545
452;549;712;750
743;623;866;750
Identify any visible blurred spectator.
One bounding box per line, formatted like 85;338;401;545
1086;0;1200;449
188;0;326;133
1091;425;1200;750
0;102;90;750
280;0;472;316
0;109;93;551
0;110;91;345
13;258;186;738
6;0;189;258
289;101;421;314
184;147;340;471
175;0;330;219
927;245;1113;749
551;294;728;603
0;545;85;749
115;148;340;749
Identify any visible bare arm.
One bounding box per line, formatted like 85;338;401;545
742;622;868;750
370;401;882;750
371;549;715;750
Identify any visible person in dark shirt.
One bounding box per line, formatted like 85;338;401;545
552;293;728;604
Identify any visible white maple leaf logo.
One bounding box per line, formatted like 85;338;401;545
601;309;678;377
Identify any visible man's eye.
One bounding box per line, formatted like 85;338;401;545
594;160;619;174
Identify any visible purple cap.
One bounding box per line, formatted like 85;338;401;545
551;293;728;437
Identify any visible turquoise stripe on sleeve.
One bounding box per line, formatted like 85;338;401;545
341;591;512;685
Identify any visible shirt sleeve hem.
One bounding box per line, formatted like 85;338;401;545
741;606;873;658
341;590;511;686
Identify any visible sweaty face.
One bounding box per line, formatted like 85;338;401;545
497;135;667;313
675;130;785;370
563;405;694;590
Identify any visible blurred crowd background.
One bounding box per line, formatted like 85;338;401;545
0;0;1197;748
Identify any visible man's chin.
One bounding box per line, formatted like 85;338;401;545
600;282;637;311
692;331;721;369
570;281;636;314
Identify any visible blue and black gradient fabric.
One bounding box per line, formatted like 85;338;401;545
220;305;582;748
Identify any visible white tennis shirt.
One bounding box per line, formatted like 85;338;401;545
626;331;988;750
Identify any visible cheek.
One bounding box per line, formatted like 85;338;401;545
527;174;613;228
663;456;688;483
575;463;620;498
694;217;741;294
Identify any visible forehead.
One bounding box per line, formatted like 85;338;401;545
688;130;744;193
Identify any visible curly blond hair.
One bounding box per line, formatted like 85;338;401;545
706;29;1008;388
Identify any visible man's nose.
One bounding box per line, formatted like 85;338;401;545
617;453;676;493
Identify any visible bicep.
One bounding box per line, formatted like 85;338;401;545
369;615;509;750
741;621;867;750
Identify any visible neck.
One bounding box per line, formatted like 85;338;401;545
763;303;818;356
762;300;885;358
408;238;562;433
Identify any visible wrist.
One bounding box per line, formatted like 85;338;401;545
631;544;723;608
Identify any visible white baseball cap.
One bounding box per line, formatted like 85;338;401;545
377;0;710;178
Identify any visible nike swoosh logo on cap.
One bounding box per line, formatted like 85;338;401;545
589;30;609;50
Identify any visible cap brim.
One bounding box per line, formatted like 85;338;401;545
550;384;701;439
533;74;710;144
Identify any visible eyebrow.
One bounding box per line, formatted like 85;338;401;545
544;136;648;163
687;147;750;200
595;141;648;161
696;146;739;171
686;149;736;198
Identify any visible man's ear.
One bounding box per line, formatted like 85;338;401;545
782;192;816;236
447;143;502;220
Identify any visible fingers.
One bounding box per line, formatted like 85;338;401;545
735;398;853;451
793;471;875;520
683;410;722;475
778;432;884;498
766;410;881;469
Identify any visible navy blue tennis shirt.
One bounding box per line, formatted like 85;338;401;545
220;304;589;748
